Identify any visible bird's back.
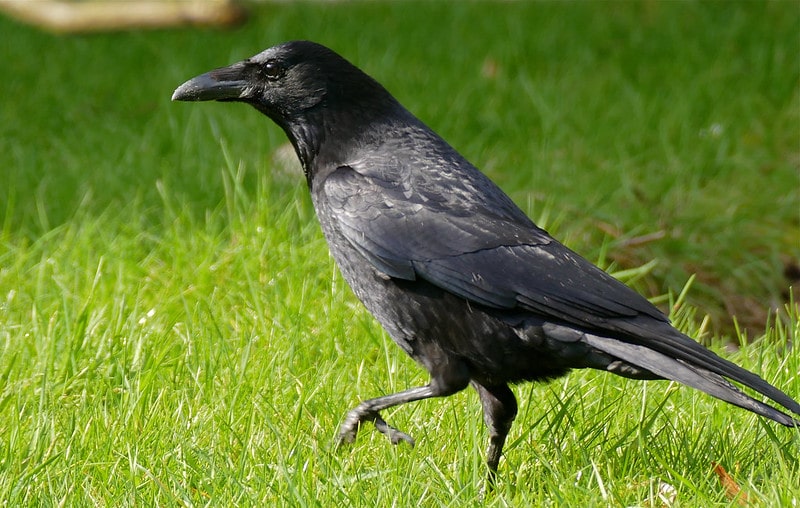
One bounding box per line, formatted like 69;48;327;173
309;116;622;384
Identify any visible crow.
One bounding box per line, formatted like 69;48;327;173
173;40;799;477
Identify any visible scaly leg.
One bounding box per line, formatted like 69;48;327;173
472;382;518;484
338;359;471;447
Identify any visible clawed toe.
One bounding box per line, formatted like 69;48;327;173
337;407;415;448
373;415;415;446
336;413;362;447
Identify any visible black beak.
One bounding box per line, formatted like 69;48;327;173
172;61;254;102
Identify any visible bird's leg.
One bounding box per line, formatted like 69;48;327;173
338;361;471;447
472;382;518;486
337;386;435;447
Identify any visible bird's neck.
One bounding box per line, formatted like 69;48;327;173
285;98;409;186
284;119;324;182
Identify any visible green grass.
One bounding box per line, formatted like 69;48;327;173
1;1;798;505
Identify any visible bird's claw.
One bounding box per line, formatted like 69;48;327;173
337;408;415;447
373;415;415;446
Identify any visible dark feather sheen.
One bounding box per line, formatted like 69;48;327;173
172;40;800;479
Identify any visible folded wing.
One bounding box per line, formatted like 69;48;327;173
323;165;800;425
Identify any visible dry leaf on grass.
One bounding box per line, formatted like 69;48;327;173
712;462;749;506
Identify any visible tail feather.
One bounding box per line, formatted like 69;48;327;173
618;320;800;416
585;334;800;427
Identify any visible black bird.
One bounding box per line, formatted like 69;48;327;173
173;40;799;476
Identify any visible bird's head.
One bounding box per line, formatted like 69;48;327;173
172;41;399;174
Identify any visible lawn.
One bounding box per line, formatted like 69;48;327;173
1;1;798;506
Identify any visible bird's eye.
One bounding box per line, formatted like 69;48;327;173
262;60;286;80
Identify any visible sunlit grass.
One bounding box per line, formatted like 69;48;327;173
1;1;798;505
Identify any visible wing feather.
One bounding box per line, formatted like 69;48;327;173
322;165;800;421
323;166;666;328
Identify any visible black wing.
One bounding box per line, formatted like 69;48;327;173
322;165;667;328
322;165;800;424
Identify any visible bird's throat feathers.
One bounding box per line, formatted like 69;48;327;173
281;93;409;184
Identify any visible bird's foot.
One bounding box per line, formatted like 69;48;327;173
482;466;498;496
373;414;415;446
337;407;415;447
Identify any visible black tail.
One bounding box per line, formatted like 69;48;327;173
585;333;800;427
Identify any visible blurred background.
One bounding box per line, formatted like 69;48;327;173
1;2;799;505
2;0;797;335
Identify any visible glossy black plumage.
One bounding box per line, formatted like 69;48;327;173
173;40;799;477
